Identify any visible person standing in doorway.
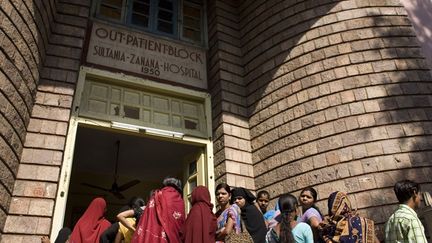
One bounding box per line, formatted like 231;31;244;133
69;197;111;243
132;177;185;243
181;186;217;243
384;180;427;242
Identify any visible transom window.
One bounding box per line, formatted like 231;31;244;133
94;0;205;45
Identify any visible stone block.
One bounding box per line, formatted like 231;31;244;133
17;164;60;182
13;180;57;198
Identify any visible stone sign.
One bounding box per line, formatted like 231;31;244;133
86;21;207;89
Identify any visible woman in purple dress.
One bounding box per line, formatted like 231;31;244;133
298;187;323;242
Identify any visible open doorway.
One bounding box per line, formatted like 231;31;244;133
63;124;203;227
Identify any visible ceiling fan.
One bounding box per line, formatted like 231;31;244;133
82;140;140;199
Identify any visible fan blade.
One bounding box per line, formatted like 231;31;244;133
111;190;125;199
82;183;110;192
118;180;140;191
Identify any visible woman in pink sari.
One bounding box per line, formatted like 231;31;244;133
132;177;185;243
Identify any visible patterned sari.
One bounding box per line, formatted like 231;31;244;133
216;204;241;242
132;186;185;243
320;191;375;243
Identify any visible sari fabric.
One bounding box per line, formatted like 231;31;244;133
132;186;185;243
181;186;217;243
320;192;375;243
69;197;111;243
216;204;241;243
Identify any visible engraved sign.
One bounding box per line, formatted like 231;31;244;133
86;21;207;89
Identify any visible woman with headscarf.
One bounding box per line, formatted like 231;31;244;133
132;177;185;243
69;197;111;243
181;186;217;243
319;191;378;243
231;187;267;243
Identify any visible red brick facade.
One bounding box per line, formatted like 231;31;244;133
1;0;431;241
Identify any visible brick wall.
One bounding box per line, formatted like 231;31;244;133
208;0;255;189
0;0;88;242
239;0;432;238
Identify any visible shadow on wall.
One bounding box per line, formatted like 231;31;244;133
399;0;432;68
240;0;432;238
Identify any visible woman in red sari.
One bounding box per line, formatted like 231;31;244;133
69;197;111;243
132;177;185;243
181;186;217;243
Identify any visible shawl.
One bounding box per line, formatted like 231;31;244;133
231;187;267;243
132;186;185;243
69;197;111;243
320;191;375;243
181;186;217;243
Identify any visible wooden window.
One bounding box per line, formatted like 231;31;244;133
94;0;205;45
182;0;202;42
97;0;125;21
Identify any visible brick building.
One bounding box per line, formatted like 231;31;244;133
1;0;432;242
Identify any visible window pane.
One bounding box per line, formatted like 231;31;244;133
189;161;197;175
102;0;123;7
159;0;173;10
158;20;173;33
183;5;200;17
133;2;150;14
100;5;122;20
124;106;140;119
132;14;149;27
158;10;173;21
185;0;202;4
184;16;200;29
183;27;201;42
182;3;201;42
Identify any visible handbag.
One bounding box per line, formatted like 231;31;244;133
225;219;254;243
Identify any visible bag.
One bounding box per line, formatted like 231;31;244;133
225;219;254;243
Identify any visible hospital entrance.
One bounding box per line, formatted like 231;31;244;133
63;124;206;228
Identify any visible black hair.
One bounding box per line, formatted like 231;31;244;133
257;190;270;199
279;193;297;243
215;182;231;194
394;180;420;203
163;177;183;195
128;197;145;210
300;187;323;217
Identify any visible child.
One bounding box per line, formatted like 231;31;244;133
257;190;271;214
384;180;427;242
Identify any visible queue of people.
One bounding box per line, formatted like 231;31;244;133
43;179;428;243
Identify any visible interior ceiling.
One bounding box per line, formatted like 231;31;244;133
70;125;200;197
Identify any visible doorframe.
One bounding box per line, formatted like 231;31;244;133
51;67;214;238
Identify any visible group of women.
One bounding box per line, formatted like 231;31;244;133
45;180;378;243
212;185;378;243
